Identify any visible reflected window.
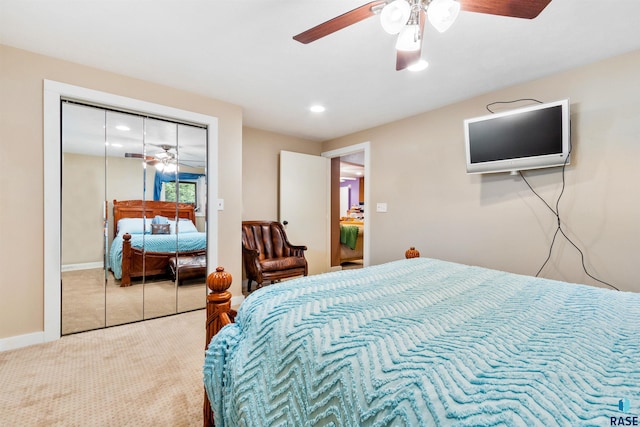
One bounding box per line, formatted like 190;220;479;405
165;181;197;205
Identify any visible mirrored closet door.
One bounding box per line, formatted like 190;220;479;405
61;102;208;335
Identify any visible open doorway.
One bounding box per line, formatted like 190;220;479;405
337;153;365;269
322;142;370;271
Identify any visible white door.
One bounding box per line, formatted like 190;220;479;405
340;186;350;218
279;151;330;276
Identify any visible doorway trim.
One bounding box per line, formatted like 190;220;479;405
43;80;219;344
321;142;371;267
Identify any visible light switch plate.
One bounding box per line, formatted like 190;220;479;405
376;202;387;213
217;199;224;211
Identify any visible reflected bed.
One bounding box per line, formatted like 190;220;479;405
111;200;206;286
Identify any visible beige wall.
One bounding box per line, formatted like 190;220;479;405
0;45;243;340
61;153;107;265
323;50;640;292
242;127;322;221
2;42;638;345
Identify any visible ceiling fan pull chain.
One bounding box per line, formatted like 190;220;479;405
413;1;422;43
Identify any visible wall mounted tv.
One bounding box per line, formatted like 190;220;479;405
464;99;570;174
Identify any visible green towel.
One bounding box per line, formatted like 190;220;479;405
340;225;359;250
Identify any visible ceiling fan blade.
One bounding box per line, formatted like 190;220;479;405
459;0;552;19
149;143;176;150
293;0;388;44
396;9;425;71
124;153;158;164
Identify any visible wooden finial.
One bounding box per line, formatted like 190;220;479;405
207;266;233;293
405;247;420;259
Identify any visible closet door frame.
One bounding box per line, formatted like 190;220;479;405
44;80;218;343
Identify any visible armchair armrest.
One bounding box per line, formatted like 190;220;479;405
288;244;307;258
241;245;263;285
242;245;260;258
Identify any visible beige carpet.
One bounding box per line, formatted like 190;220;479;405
0;309;207;426
62;268;206;335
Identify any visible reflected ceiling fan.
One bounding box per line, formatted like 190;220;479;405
125;144;179;172
293;0;552;70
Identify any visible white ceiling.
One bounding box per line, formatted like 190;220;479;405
2;0;640;142
61;102;207;168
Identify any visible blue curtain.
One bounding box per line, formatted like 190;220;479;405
153;170;205;201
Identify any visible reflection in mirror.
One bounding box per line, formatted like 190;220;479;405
143;118;178;319
60;101;207;335
105;111;145;327
61;103;107;334
147;121;208;314
176;124;208;313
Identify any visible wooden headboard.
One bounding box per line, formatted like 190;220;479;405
112;199;196;238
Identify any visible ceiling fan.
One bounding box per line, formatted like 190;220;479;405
293;0;552;70
125;144;179;172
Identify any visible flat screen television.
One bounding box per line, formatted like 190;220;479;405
464;99;570;174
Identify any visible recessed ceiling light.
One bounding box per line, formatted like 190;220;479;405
408;59;429;72
309;105;326;113
115;125;130;131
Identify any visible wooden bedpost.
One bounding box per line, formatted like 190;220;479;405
121;233;132;287
405;246;420;259
204;266;236;427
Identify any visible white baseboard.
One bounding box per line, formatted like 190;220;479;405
2;294;242;353
0;331;45;352
61;261;104;272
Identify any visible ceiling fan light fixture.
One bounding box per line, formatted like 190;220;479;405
427;0;460;33
396;24;421;51
155;161;177;173
407;59;429;71
380;0;411;34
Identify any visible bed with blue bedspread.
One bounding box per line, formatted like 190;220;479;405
111;199;207;286
203;257;640;426
109;232;206;280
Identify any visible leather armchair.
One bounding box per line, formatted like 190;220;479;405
242;221;308;292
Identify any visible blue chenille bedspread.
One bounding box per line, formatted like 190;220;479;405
204;258;640;427
108;232;206;279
